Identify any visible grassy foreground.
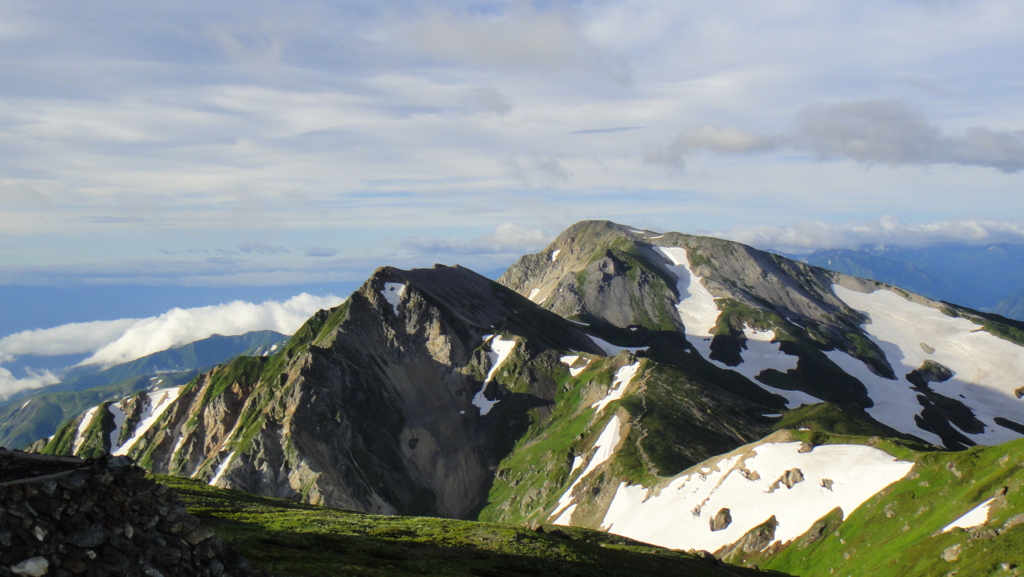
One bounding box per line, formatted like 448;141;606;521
156;475;790;577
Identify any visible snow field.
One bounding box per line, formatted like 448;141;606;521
551;414;624;525
942;498;995;533
652;246;719;360
724;329;813;409
552;504;576;525
592;362;641;414
653;246;813;408
833;285;1024;445
381;282;406;315
528;288;541;302
560;355;591;377
600;441;913;552
113;387;183;456
552;249;561;262
472;335;517;416
71;407;100;454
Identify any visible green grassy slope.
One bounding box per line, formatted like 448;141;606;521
1;330;286;450
0;370;197;450
762;437;1024;577
157;475;790;577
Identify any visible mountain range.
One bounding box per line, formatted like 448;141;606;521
795;243;1024;320
28;221;1024;575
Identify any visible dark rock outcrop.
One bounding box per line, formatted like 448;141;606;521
710;508;732;532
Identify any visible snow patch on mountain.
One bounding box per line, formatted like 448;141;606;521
560;355;590;377
654;246;812;408
382;283;406;315
551;249;561;262
942;498;994;533
552;414;623;525
473;335;516;416
653;246;720;359
833;285;1024;445
823;350;944;446
592;362;641;414
113;387;182;456
588;335;647;357
528;288;541;302
209;451;237;487
71;407;100;455
599;441;912;552
726;328;812;409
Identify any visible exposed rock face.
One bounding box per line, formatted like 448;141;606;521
0;449;257;577
500;220;872;348
767;468;805;492
41;265;608;519
721;515;779;558
710;508;733;532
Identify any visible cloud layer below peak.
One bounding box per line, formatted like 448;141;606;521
0;293;344;378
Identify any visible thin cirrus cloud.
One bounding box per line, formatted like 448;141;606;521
305;247;338;257
238;242;290;255
0;293;344;373
645;101;1024;173
569;127;644;135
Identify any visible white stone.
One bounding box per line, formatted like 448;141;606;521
11;557;49;577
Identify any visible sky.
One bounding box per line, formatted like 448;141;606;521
2;1;1024;395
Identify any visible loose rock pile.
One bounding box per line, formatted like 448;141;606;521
0;449;259;577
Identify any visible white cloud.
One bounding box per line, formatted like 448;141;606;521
2;1;1024;283
792;101;1024;172
238;242;290;255
304;246;338;257
0;293;344;370
485;223;550;248
0;318;140;362
716;215;1024;253
645;125;778;169
0;367;59;401
649;101;1024;173
400;223;551;257
83;293;343;367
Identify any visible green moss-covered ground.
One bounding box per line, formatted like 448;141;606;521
158;475;789;577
